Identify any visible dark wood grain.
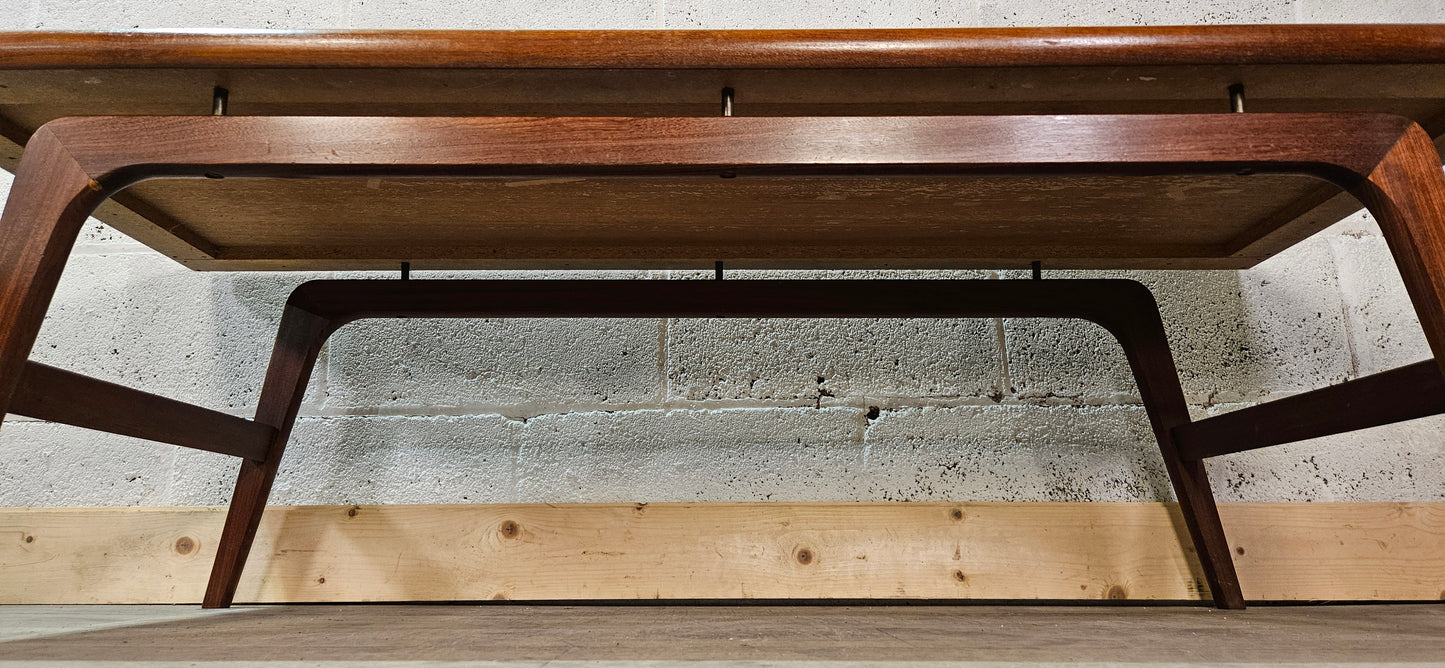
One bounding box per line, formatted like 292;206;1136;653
4;26;1445;69
0;125;112;429
200;278;1242;610
7;361;273;460
43;114;1402;180
204;303;334;609
1350;121;1445;383
1085;284;1243;609
123;173;1326;269
2;112;1415;270
1175;360;1445;461
6;28;1445;271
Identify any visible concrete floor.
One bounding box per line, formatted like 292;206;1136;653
0;604;1442;666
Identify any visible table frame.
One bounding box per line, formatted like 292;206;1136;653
3;112;1445;610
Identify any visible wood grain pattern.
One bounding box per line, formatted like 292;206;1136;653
121;173;1324;269
4;605;1445;664
204;303;335;609
9;112;1422;270
2;503;1441;604
7;362;273;461
1350;120;1445;382
5;28;1445;271
1176;359;1445;461
0;125;112;429
4;26;1445;69
1093;281;1242;608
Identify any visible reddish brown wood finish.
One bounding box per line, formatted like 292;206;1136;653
3;26;1445;69
0;126;112;425
37;113;1406;184
1175;360;1445;461
2;109;1441;611
8;361;274;460
1095;287;1243;610
1350;124;1445;381
200;278;1243;610
11;112;1413;272
203;303;332;609
8;27;1445;271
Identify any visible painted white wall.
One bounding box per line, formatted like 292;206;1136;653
2;0;1444;507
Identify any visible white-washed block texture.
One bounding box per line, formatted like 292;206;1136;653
667;317;1002;404
350;0;657;28
73;220;145;253
0;423;174;506
1323;210;1383;239
1295;0;1445;22
30;0;347;29
666;0;975;29
0;0;35;30
515;408;867;502
323;317;662;414
27;253;318;415
667;270;1002;404
168;415;520;506
1005;238;1351;404
861;405;1174;502
1329;235;1432;376
976;0;1293;27
1233;236;1355;393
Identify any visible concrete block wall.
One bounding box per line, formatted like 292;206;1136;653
3;0;1445;507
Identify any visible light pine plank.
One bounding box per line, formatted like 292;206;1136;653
0;502;1441;604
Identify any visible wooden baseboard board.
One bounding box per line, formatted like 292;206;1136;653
1;502;1442;604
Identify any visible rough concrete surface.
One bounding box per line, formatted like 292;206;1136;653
2;1;1445;508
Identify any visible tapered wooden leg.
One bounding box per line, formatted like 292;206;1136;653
1349;123;1445;382
1093;284;1245;609
0;127;110;424
202;302;334;608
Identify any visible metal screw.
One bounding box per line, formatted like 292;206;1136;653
212;86;229;116
1228;83;1246;114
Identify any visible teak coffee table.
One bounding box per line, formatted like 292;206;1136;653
4;27;1445;610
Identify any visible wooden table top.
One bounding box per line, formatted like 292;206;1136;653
3;26;1445;271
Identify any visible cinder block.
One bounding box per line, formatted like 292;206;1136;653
514;407;866;502
73;220;147;254
1005;237;1351;404
1322;210;1382;239
350;0;656;28
861;405;1172;502
30;0;347;29
1295;0;1445;22
667;314;1002;403
0;422;173;506
665;0;975;28
0;0;32;30
29;252;319;415
1203;405;1445;502
976;0;1293;26
667;268;1001;403
1002;306;1132;404
168;415;520;505
323;316;663;413
1234;236;1354;394
1329;235;1431;376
